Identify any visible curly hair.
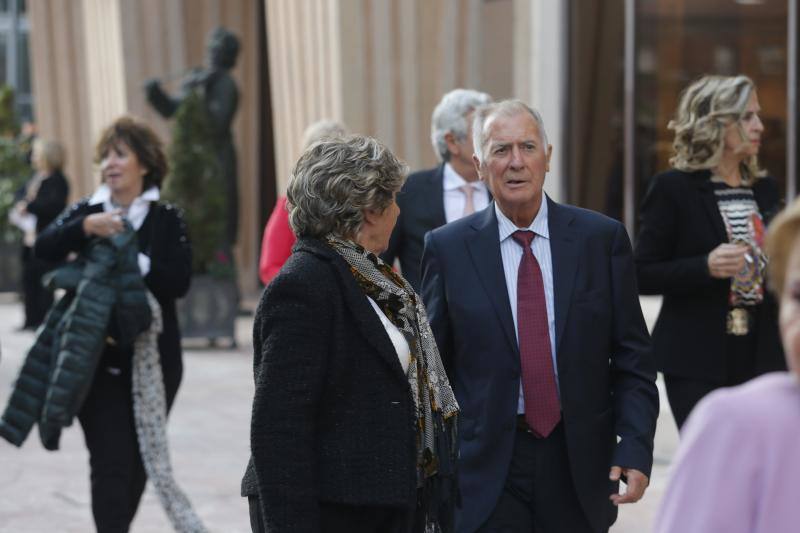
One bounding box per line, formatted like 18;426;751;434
668;75;764;183
286;135;407;239
95;116;168;190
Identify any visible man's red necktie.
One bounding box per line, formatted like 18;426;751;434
512;230;561;438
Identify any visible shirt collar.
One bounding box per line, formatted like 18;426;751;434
89;184;160;231
443;162;486;193
495;195;550;243
89;184;160;205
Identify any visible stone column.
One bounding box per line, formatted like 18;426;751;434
513;0;568;202
265;0;516;191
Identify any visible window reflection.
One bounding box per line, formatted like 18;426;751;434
16;29;27;94
637;0;788;209
0;33;8;87
567;1;626;222
568;0;790;232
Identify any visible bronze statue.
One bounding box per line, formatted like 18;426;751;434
145;26;241;246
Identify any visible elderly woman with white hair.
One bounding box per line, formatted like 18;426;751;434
241;135;459;533
635;75;784;430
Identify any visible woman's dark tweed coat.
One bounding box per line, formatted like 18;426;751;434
242;237;418;532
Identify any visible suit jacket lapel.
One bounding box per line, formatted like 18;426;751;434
547;197;579;362
466;205;518;358
429;164;447;228
694;171;728;242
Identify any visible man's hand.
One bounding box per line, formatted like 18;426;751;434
609;466;649;505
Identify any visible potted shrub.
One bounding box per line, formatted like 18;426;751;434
0;86;28;292
162;90;238;346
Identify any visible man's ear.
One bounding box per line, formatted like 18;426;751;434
444;131;461;157
472;154;484;180
545;144;553;172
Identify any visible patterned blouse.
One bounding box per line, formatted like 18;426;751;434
712;180;767;308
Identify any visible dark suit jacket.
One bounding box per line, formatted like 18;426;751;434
382;165;446;291
635;169;784;381
241;238;417;532
421;199;659;533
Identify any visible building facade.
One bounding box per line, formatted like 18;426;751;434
22;0;798;295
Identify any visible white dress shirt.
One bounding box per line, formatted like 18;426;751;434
495;200;559;414
367;297;411;374
443;163;489;223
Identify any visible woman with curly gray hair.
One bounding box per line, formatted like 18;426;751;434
635;75;784;430
241;135;459;533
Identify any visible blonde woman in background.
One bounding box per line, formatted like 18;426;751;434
635;75;784;430
10;138;69;329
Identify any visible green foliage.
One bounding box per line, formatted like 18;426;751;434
0;86;30;244
162;89;230;277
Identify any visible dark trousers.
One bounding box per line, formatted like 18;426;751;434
477;422;597;533
248;496;413;533
78;346;181;533
20;245;54;328
665;330;757;430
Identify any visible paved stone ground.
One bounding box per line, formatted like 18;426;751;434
0;294;675;532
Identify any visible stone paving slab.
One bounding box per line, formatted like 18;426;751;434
0;296;254;532
0;294;675;532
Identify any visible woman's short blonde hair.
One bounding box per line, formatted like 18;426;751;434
32;138;65;172
669;75;765;184
766;197;800;298
287;135;407;239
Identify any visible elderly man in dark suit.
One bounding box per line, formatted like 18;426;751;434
382;88;491;291
421;99;659;533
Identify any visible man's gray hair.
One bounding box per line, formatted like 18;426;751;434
287;135;408;239
430;88;492;162
472;100;550;164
